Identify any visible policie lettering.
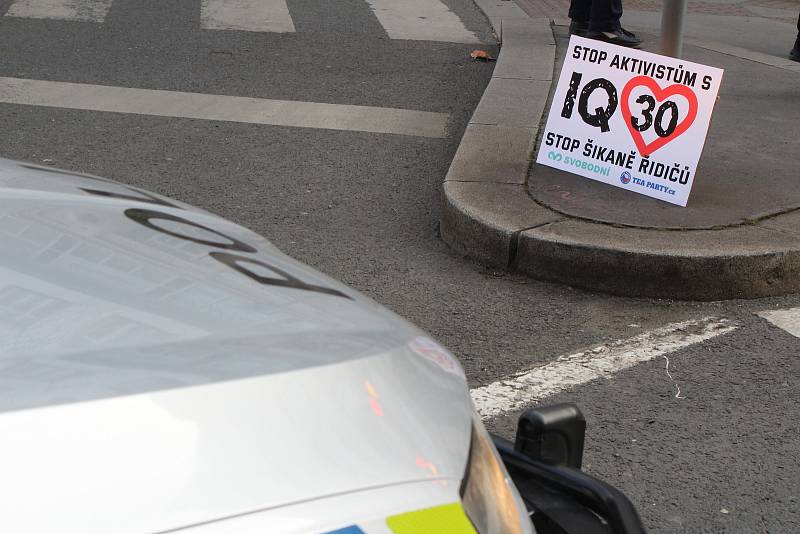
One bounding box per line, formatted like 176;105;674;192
79;185;350;299
560;72;682;139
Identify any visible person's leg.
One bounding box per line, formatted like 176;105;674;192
584;0;641;47
792;12;800;61
568;0;591;35
587;0;622;32
568;0;591;22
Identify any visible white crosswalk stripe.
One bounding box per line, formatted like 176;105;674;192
4;0;479;43
365;0;481;43
757;308;800;338
0;76;449;138
200;0;295;33
471;317;737;419
5;0;112;22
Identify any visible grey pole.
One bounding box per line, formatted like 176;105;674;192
660;0;688;58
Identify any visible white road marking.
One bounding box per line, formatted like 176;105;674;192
5;0;112;22
200;0;295;33
470;317;737;419
0;77;448;138
365;0;481;43
757;308;800;338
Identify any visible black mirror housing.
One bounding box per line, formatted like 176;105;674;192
515;403;586;469
493;436;646;534
495;403;645;534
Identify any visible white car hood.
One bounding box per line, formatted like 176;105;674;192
0;160;472;533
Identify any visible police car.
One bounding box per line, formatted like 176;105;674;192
0;159;644;534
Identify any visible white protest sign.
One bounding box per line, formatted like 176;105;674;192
536;36;724;206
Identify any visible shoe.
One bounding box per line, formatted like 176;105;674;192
585;27;642;48
569;19;589;36
791;38;800;62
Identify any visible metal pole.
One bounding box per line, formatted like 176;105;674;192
660;0;688;58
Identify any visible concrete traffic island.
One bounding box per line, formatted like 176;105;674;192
441;9;800;301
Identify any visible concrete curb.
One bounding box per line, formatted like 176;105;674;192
440;4;800;300
440;2;557;265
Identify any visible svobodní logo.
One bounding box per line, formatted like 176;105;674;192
620;171;632;185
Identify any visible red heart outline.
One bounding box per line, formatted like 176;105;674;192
621;76;698;157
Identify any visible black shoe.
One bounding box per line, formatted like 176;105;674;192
791;40;800;62
585;27;643;48
569;19;589;36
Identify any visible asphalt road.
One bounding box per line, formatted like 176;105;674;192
1;1;798;532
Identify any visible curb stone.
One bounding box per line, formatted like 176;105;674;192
441;3;558;268
440;4;800;300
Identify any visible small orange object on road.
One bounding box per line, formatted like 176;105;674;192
470;50;495;61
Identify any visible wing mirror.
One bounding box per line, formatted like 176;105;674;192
494;403;646;534
514;403;586;469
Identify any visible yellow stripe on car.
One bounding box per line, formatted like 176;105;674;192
386;503;477;533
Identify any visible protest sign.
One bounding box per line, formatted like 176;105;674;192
535;36;724;206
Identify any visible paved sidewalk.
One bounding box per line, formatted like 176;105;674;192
519;0;798;23
442;1;800;300
519;0;798;50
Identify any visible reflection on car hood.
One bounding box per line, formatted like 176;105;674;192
0;159;472;533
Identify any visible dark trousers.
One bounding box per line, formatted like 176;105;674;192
795;12;800;49
569;0;622;32
794;12;800;51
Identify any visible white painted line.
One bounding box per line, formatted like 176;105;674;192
201;0;295;33
0;77;448;138
5;0;112;22
757;308;800;338
470;317;737;418
366;0;480;43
